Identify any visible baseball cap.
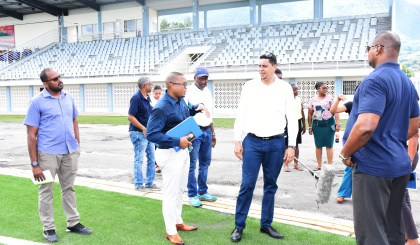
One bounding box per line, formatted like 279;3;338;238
195;67;209;77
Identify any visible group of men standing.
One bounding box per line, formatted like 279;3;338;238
25;30;419;245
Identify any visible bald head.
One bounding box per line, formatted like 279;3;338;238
165;72;184;88
372;31;401;54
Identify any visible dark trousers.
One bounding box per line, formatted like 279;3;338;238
402;152;419;240
353;163;410;245
235;134;285;229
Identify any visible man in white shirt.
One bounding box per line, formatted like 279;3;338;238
184;67;217;208
231;52;298;242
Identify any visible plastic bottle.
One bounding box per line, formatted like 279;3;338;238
335;132;340;143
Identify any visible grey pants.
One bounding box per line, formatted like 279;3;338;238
353;162;410;245
402;152;419;240
38;149;81;231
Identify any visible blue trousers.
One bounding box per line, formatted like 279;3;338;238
235;134;285;229
130;131;155;188
337;166;353;198
188;128;212;197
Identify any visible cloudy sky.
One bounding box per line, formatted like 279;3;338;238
158;0;390;29
393;0;420;41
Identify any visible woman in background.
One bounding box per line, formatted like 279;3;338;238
307;82;340;171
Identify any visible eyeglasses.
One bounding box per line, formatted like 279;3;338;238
366;45;384;53
197;76;209;81
47;75;61;82
170;82;188;88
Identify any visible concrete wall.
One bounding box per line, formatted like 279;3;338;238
0;13;58;49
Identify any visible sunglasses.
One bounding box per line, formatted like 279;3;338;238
47;75;61;82
261;52;275;58
366;45;384;53
170;82;188;88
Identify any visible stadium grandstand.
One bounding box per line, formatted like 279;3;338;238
0;0;400;116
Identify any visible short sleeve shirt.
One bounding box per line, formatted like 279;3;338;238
343;62;420;178
344;101;353;114
23;89;79;154
308;95;334;121
128;91;153;132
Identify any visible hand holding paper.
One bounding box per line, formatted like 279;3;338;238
196;104;210;118
31;170;54;185
32;165;46;182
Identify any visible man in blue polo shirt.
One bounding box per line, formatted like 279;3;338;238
340;31;419;245
24;68;92;243
128;77;159;191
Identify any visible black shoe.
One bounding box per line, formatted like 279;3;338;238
231;228;243;242
66;223;92;235
260;226;284;239
43;230;58;243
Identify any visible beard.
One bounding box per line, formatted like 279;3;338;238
49;83;63;93
369;61;376;69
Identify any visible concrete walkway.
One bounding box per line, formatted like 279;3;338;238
2;167;355;240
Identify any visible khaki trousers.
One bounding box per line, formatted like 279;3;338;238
38;148;81;231
155;148;189;235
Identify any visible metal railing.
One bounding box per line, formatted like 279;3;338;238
1;29;60;72
165;58;370;76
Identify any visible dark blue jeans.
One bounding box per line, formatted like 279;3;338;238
187;128;212;197
235;134;285;229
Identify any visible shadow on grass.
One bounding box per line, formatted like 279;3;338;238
0;175;356;244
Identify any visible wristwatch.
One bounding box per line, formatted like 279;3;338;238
339;154;350;164
31;161;39;167
288;146;296;150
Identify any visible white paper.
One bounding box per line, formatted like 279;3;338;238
30;170;54;185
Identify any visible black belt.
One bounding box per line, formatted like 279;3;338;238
249;133;285;141
199;125;211;131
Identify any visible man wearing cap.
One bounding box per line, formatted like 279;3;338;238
184;67;217;208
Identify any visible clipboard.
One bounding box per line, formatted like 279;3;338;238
166;116;203;152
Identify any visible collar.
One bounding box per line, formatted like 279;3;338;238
138;90;149;101
259;76;280;86
164;92;179;105
42;88;66;99
375;62;400;70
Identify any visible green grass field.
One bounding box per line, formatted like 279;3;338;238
0;175;356;244
0;115;347;130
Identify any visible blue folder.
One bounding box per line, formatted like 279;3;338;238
407;172;417;190
166;116;203;152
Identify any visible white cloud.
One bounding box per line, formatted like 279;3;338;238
405;0;420;5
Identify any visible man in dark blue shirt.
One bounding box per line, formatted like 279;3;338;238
128;77;159;191
340;31;420;245
147;72;209;245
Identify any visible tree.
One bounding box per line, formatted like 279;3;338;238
184;16;192;28
160;18;170;32
401;64;415;77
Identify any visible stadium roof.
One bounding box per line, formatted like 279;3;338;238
0;0;145;20
0;0;247;20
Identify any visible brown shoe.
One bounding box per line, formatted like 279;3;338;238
166;233;184;245
176;223;197;231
